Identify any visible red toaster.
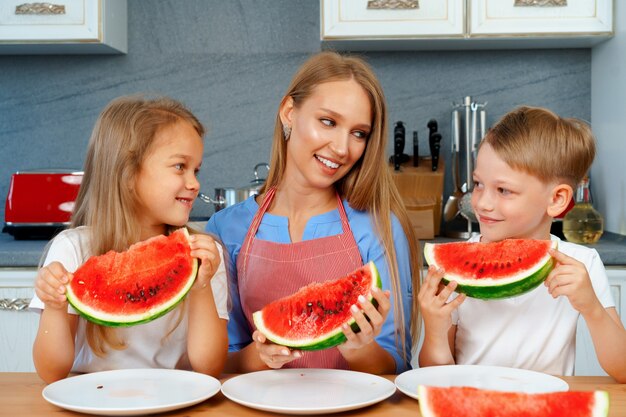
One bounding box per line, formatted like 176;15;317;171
4;170;83;238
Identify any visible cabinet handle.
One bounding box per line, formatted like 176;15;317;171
15;3;66;15
0;298;31;311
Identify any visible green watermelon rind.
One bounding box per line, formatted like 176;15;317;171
252;261;382;351
594;391;611;417
423;240;557;300
65;228;199;327
417;386;610;417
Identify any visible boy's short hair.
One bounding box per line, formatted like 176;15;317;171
481;106;596;188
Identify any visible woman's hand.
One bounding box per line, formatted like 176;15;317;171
418;266;465;337
252;330;303;369
188;233;221;292
545;248;603;316
34;262;71;310
339;286;390;351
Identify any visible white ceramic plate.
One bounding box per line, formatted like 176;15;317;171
395;365;569;400
221;369;396;415
42;369;221;416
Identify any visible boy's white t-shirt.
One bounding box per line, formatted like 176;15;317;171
29;226;229;373
451;234;615;376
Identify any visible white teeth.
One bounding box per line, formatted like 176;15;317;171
315;155;339;169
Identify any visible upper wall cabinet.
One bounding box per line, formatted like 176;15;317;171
0;0;127;54
321;0;613;50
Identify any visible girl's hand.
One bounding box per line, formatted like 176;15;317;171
188;233;221;292
339;287;390;351
545;249;603;316
418;266;466;337
252;330;303;369
34;262;71;310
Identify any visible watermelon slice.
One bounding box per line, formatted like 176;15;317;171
252;261;381;351
66;228;198;327
418;385;609;417
423;239;557;299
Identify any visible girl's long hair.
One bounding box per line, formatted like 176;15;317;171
261;52;421;365
70;95;204;356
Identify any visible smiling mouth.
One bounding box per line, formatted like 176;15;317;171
176;197;194;205
478;214;501;223
315;154;340;169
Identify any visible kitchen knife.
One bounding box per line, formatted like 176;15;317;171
430;132;442;171
427;118;439;171
413;131;418;167
393;121;406;171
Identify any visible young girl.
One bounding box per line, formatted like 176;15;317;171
30;95;228;383
207;52;420;374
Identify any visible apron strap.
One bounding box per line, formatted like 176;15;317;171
240;186;351;276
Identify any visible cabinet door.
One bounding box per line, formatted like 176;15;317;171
470;0;613;36
0;270;38;372
574;268;625;376
0;0;127;54
322;0;464;39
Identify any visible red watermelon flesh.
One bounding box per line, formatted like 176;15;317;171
252;261;381;350
66;228;198;327
418;386;609;417
429;239;553;279
424;239;557;299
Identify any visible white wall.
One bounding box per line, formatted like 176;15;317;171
591;2;626;235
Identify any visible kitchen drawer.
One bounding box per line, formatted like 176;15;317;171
0;269;37;372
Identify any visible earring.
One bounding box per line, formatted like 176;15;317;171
282;124;291;141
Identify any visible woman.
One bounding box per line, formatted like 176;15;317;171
206;52;420;374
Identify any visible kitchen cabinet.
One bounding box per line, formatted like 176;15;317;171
575;267;626;376
0;0;127;54
321;0;613;50
322;0;464;42
0;269;37;372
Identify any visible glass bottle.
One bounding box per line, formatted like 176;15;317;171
563;177;604;244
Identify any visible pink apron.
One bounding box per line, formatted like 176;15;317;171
237;187;363;369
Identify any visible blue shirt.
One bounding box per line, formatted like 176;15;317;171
206;195;413;373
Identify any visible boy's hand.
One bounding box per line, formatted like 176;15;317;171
188;233;221;292
418;266;466;337
34;262;71;310
545;249;603;315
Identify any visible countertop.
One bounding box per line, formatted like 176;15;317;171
1;373;624;417
0;230;625;268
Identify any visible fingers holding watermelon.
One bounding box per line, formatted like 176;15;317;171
418;266;466;336
35;261;72;309
340;287;391;350
188;233;221;292
253;330;303;369
545;249;603;315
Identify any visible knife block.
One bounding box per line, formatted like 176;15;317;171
390;157;444;239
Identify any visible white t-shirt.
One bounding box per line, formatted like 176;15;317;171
29;226;229;373
451;235;614;376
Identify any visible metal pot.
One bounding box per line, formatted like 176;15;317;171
198;163;269;212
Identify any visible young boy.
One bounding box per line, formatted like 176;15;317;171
418;106;626;382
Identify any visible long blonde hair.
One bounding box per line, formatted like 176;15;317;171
262;52;421;364
71;95;204;356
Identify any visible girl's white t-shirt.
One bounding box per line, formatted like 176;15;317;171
451;235;615;376
29;226;229;373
